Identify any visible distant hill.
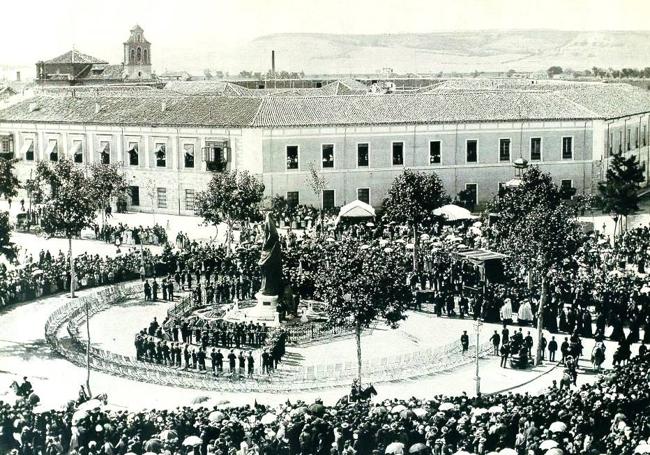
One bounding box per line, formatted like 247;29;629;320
212;30;650;75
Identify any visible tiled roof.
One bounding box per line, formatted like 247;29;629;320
42;50;108;65
2;82;650;128
0;95;261;128
82;64;125;80
251;90;600;127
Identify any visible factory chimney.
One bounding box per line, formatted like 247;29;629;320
271;50;276;78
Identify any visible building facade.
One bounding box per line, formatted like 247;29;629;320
1;81;650;215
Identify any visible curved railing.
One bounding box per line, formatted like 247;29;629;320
45;284;492;392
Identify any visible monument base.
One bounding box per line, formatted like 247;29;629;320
223;292;280;327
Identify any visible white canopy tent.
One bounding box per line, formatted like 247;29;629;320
432;204;478;221
335;199;375;224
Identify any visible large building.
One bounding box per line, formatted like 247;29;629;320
35;26;155;86
0;79;649;215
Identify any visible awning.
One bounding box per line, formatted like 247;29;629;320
456;249;507;262
70;141;82;158
432;204;478;221
45;141;57;156
337;199;375;219
19;139;33;155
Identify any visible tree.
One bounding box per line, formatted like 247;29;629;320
194;170;265;250
203;69;213;80
87;162;128;222
487;167;582;365
598;152;645;235
382;170;449;270
314;238;412;384
0;212;17;261
547;66;563;78
305;162;327;234
37;159;97;298
0;157;20;200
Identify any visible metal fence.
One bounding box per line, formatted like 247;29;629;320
45;284;492;392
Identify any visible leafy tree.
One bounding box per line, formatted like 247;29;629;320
456;188;476;211
87;162;129;222
194;170;265;250
382;170;449;270
305;162;327;234
24;161;50;207
547;66;563;78
203;69;213;80
314;238;412;384
598;152;645;235
0;212;17;261
37;159;97;298
0;157;20;200
487;167;582;365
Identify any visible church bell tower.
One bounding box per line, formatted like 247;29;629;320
123;25;152;79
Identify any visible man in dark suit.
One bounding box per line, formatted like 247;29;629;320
489;330;501;355
228;349;237;374
500;342;510;368
548;336;558;362
460;331;469;353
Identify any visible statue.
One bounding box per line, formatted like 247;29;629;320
258;213;283;296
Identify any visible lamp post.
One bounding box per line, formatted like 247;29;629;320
475;317;482;396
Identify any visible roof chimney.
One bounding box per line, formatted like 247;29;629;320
28;102;38;112
95;102;101;114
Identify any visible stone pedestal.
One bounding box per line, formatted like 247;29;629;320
248;292;280;325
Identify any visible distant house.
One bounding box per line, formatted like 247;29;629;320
159;71;192;82
0;86;17;102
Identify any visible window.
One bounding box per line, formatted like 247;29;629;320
286;145;299;170
392;142;404;166
100;141;110;164
156;187;167;208
322;144;334;168
204;140;228;171
357;188;370;204
562;137;573;160
130;49;135;63
185;189;195;211
560;180;574;200
47;139;58;161
357;143;369;167
617;131;622;153
286;191;299;208
530;138;542;161
129;186;140;206
136;47;142;62
72;140;83;163
155;143;166;167
0;135;13;158
464;183;478;209
143;49;148;64
322;190;335;210
429;141;441;164
184;144;195;168
23;139;34;161
466;140;478;163
627;129;631;151
498;182;506;197
499;138;511;162
128;142;139;166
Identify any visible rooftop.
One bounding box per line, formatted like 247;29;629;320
2;81;650;128
42;50;108;65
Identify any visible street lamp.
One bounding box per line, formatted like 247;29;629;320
475;317;482;396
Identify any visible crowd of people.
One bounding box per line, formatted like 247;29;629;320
2;350;648;455
133;315;287;378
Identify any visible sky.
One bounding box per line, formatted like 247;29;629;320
1;0;649;72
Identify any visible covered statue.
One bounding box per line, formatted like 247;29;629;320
258;213;283;296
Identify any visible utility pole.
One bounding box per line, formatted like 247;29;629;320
85;298;92;397
475;318;482;395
